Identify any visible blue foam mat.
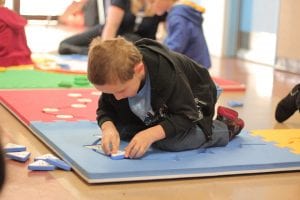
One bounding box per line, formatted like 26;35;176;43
29;121;300;183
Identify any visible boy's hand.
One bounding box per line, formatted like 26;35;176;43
124;130;154;159
101;121;120;155
125;125;166;159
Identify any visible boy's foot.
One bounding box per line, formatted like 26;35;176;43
217;106;238;121
216;106;244;140
275;84;300;123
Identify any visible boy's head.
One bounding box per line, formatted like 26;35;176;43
88;37;145;100
147;0;177;16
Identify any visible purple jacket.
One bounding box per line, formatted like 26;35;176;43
164;4;211;68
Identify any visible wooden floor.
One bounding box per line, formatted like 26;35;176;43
1;23;300;199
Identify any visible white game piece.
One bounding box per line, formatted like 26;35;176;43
34;153;59;161
42;108;59;113
92;134;102;139
28;160;56;171
71;103;87;108
91;91;102;96
67;93;82;97
84;145;105;155
4;143;26;152
6;151;31;162
111;151;125;160
56;114;74;119
77;98;92;103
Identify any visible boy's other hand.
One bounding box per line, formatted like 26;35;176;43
125;125;166;159
124;130;154;159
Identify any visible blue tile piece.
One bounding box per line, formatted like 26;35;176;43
6;151;31;162
227;100;244;107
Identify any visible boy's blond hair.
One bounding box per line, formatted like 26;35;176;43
88;37;143;85
0;0;5;6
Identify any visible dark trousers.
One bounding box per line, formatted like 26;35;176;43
58;25;142;55
58;24;103;55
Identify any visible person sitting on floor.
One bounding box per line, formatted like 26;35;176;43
87;37;244;159
58;0;166;55
0;0;33;67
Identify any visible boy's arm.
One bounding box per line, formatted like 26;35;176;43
101;121;120;155
96;94;120;155
96;94;118;127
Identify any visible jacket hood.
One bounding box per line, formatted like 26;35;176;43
169;4;203;26
135;38;177;70
0;7;27;29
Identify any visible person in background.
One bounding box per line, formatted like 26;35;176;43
275;83;300;123
148;0;211;69
58;0;166;55
87;37;244;159
0;0;33;67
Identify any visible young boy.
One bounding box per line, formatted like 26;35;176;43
0;0;32;67
87;37;244;159
148;0;211;69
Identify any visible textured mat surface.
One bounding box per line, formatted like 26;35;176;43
252;129;300;154
29;121;300;183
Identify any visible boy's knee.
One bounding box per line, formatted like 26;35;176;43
153;126;206;151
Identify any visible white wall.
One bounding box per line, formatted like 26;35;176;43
199;0;227;57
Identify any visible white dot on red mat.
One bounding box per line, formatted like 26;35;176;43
42;108;59;113
67;93;82;97
71;103;87;108
56;114;74;119
91;91;102;96
77;98;92;103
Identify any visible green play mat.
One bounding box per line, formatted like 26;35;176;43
0;69;92;89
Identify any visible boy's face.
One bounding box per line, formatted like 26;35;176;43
94;63;145;100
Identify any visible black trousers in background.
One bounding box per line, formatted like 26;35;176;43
58;24;142;55
58;24;102;55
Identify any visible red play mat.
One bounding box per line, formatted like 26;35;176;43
212;77;246;91
0;88;100;124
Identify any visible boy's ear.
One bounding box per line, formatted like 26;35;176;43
134;62;145;74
